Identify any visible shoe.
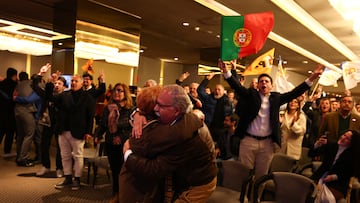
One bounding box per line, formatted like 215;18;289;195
56;169;64;178
55;179;72;189
29;159;41;165
3;153;16;158
36;167;50;176
71;180;80;191
16;160;34;167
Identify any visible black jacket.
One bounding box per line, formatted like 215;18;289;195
47;83;95;139
225;74;310;146
309;142;353;196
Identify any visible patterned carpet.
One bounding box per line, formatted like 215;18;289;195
0;145;112;203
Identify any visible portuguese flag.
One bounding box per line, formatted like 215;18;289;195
221;12;274;61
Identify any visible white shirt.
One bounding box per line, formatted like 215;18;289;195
247;93;272;137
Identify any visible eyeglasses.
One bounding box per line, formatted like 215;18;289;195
115;89;124;93
156;102;173;108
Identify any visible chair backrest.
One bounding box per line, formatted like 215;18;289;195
93;142;110;169
298;147;312;167
220;160;253;192
272;172;317;203
269;153;297;173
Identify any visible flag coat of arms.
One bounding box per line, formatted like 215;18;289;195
318;67;342;86
221;12;274;61
243;48;274;76
342;61;360;89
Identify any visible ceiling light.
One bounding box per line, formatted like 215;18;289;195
174;57;179;61
194;27;200;31
139;49;144;53
302;60;308;64
194;0;238;15
271;0;359;61
0;19;140;66
328;0;360;20
269;32;341;73
182;22;190;26
328;0;360;36
0;34;51;55
75;41;139;66
0;19;71;41
195;0;345;73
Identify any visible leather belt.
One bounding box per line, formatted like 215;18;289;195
245;133;271;140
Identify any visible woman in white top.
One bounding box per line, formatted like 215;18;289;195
279;98;306;160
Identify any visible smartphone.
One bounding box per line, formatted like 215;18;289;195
321;131;329;139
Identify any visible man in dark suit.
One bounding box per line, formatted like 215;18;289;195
309;130;359;201
219;60;323;179
0;68;17;158
319;95;360;144
47;75;95;190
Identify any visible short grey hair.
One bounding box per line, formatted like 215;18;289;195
162;84;193;114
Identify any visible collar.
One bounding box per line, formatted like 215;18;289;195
84;85;92;91
169;114;184;126
338;111;351;119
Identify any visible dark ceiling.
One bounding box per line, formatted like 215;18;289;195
1;0;360;79
97;0;360;77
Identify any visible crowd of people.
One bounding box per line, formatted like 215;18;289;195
1;60;360;203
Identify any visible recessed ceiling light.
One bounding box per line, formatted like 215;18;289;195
182;22;190;26
174;57;179;61
207;30;213;34
139;49;144;53
194;27;200;31
308;70;313;74
216;35;220;38
302;60;308;64
58;42;63;45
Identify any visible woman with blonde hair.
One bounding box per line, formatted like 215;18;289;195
95;83;135;203
279;98;306;160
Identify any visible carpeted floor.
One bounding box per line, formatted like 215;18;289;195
0;143;112;203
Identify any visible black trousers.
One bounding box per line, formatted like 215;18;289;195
40;125;62;169
0;127;15;154
106;143;124;195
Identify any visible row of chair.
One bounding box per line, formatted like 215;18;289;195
208;149;359;203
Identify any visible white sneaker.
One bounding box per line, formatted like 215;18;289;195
36;167;50;176
56;169;64;178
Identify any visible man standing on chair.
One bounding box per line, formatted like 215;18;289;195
219;60;323;179
47;75;95;190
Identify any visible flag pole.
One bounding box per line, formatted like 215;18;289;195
224;62;246;69
310;80;320;99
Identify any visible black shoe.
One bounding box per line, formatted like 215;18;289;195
16;160;34;167
32;159;41;165
71;180;80;190
55;179;73;189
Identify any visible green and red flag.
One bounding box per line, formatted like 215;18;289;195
221;12;274;61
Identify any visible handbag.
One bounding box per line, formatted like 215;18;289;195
315;181;336;203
